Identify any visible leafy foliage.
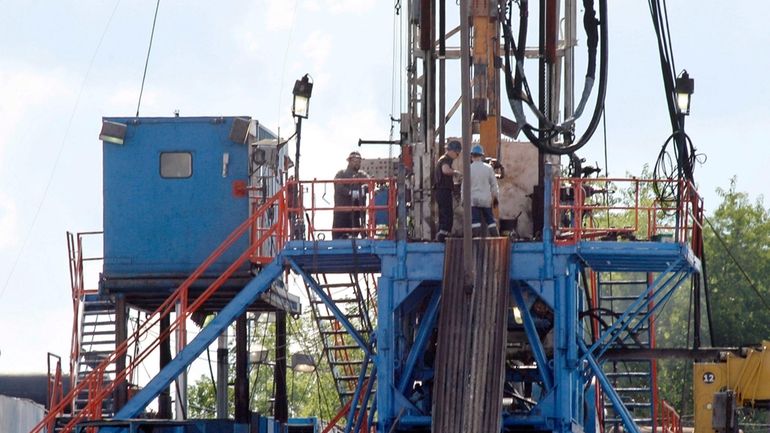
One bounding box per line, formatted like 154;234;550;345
655;178;770;418
187;312;339;420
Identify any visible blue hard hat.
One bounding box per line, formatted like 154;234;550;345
470;145;484;156
447;140;461;152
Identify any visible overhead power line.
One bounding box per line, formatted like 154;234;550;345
136;0;162;117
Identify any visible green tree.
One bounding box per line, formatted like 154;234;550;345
187;312;339;420
704;179;770;346
655;178;770;418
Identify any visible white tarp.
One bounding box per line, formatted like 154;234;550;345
0;394;44;433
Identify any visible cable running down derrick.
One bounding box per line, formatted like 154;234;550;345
501;0;608;155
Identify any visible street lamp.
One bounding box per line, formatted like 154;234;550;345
292;74;313;119
291;74;313;240
675;70;694;116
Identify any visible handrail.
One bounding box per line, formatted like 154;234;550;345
32;185;290;433
658;400;682;433
66;231;104;400
552;177;703;246
279;178;397;242
46;353;64;432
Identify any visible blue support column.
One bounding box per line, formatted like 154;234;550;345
554;273;574;433
579;340;641;433
397;289;440;394
511;284;553;389
344;353;372;433
376;276;394;433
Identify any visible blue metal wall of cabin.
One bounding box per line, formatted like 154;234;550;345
102;116;260;278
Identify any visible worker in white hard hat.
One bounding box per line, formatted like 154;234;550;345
465;144;500;237
333;151;370;239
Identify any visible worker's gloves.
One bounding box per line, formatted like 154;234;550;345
351;190;361;200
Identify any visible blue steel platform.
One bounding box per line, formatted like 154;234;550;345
282;238;699;433
104;237;699;433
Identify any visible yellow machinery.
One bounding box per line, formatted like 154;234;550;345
694;341;770;433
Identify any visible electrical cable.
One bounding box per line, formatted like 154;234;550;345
206;344;217;395
135;0;161;117
0;0;122;301
652;131;696;203
501;0;608;155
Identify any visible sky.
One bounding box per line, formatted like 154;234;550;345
0;0;768;376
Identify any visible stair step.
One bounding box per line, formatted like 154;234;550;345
320;329;369;336
598;280;649;286
599;295;646;301
316;315;366;322
327;344;363;351
80;338;117;344
604;372;651;377
615;387;651;392
330;360;366;366
82;320;117;327
605;418;653;424
312;298;362;305
337;375;372;381
319;282;359;289
604;402;652;408
82;330;117;336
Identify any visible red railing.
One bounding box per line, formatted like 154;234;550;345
46;353;64;432
552;177;703;246
66;231;103;397
659;400;683;433
33;185;290;433
250;178;397;247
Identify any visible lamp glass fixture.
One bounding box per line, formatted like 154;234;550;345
676;93;691;115
292;74;313;119
291;353;316;373
292;94;310;119
675;71;694;115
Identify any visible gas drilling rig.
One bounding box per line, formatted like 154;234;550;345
32;0;737;433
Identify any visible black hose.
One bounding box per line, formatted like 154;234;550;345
502;0;608;155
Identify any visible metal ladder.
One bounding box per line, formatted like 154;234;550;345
73;294;118;417
595;272;657;432
304;272;377;408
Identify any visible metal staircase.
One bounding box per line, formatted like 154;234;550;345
33;184;291;433
595;272;657;432
305;273;377;406
74;295;118;416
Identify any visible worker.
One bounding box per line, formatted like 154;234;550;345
333;151;370;239
466;144;500;237
434;140;462;242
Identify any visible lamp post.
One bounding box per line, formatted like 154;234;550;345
675;69;701;347
291;74;313;240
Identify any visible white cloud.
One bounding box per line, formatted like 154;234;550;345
265;0;298;31
0;64;70;160
320;0;376;14
0;193;19;249
300;31;332;73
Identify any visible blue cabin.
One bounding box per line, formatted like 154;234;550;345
99;116;282;309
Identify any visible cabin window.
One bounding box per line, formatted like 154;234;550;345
160;152;192;178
